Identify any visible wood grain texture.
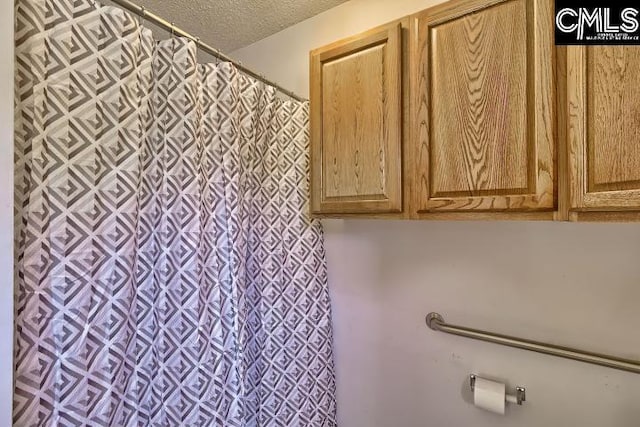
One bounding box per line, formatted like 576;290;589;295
588;47;640;192
568;45;640;212
315;211;554;221
322;45;386;199
431;0;529;197
569;211;640;223
310;22;402;214
567;46;586;210
411;0;555;213
399;18;413;220
555;45;570;221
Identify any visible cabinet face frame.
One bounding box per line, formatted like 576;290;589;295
567;46;640;213
310;23;403;215
410;0;556;214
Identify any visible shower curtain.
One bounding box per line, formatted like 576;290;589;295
13;0;336;425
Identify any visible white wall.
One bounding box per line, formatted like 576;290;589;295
1;0;13;425
232;1;640;426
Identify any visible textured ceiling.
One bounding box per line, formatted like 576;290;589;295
131;0;349;51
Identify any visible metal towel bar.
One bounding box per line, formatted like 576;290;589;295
426;312;640;375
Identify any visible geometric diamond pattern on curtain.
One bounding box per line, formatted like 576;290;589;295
14;0;336;425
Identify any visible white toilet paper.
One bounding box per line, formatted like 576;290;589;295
473;377;506;414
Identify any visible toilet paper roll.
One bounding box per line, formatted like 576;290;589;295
473;377;506;414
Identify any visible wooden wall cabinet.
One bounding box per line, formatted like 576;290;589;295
308;0;640;222
567;46;640;221
411;0;555;216
310;23;403;214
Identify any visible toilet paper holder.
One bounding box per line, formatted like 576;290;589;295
470;374;526;405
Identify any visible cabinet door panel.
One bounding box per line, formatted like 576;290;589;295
322;45;387;200
412;0;555;213
310;24;402;214
569;46;640;211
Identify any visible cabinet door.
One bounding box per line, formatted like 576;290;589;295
310;23;402;214
568;46;640;213
412;0;555;213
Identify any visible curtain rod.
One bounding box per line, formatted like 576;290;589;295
107;0;307;102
